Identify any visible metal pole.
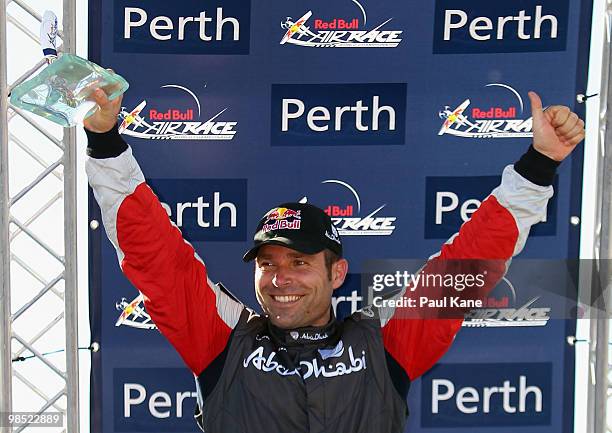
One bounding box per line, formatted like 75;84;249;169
0;0;13;423
63;0;79;431
592;4;612;433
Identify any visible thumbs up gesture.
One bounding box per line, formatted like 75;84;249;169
528;91;585;162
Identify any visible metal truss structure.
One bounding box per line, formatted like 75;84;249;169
0;0;78;432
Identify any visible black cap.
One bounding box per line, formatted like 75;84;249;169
243;202;342;262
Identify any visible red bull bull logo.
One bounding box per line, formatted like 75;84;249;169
266;207;301;221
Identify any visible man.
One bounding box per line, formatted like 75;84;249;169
84;87;584;433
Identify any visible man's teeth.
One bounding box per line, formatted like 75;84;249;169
274;295;301;303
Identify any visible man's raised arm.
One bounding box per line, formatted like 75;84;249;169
84;88;244;376
380;91;585;381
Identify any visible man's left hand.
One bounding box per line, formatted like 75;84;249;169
529;91;585;162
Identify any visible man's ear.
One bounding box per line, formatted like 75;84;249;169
331;258;349;290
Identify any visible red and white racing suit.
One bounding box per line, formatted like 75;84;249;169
86;127;558;433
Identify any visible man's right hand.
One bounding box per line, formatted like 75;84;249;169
83;87;123;133
528;91;585;162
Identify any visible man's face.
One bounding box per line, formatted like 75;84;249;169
255;245;348;329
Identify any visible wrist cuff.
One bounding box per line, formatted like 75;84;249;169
85;125;128;159
513;145;560;186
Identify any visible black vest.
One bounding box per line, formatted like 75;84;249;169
195;310;410;433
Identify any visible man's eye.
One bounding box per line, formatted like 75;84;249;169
294;260;306;266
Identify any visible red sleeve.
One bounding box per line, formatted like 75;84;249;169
87;147;243;375
381;193;521;380
118;183;243;374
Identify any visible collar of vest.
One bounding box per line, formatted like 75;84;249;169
267;312;341;347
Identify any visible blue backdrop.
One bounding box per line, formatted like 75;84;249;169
88;0;593;431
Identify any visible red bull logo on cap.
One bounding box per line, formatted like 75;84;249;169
266;207;301;221
263;207;302;233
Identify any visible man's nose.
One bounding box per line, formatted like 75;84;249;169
272;267;292;287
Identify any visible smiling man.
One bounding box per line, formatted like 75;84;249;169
245;203;348;330
84;86;584;433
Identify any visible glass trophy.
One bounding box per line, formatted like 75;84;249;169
9;53;129;127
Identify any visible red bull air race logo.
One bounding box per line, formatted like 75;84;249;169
262;207;302;233
438;83;533;139
279;1;402;48
302;180;396;236
115;294;157;330
463;276;550;328
118;84;238;140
